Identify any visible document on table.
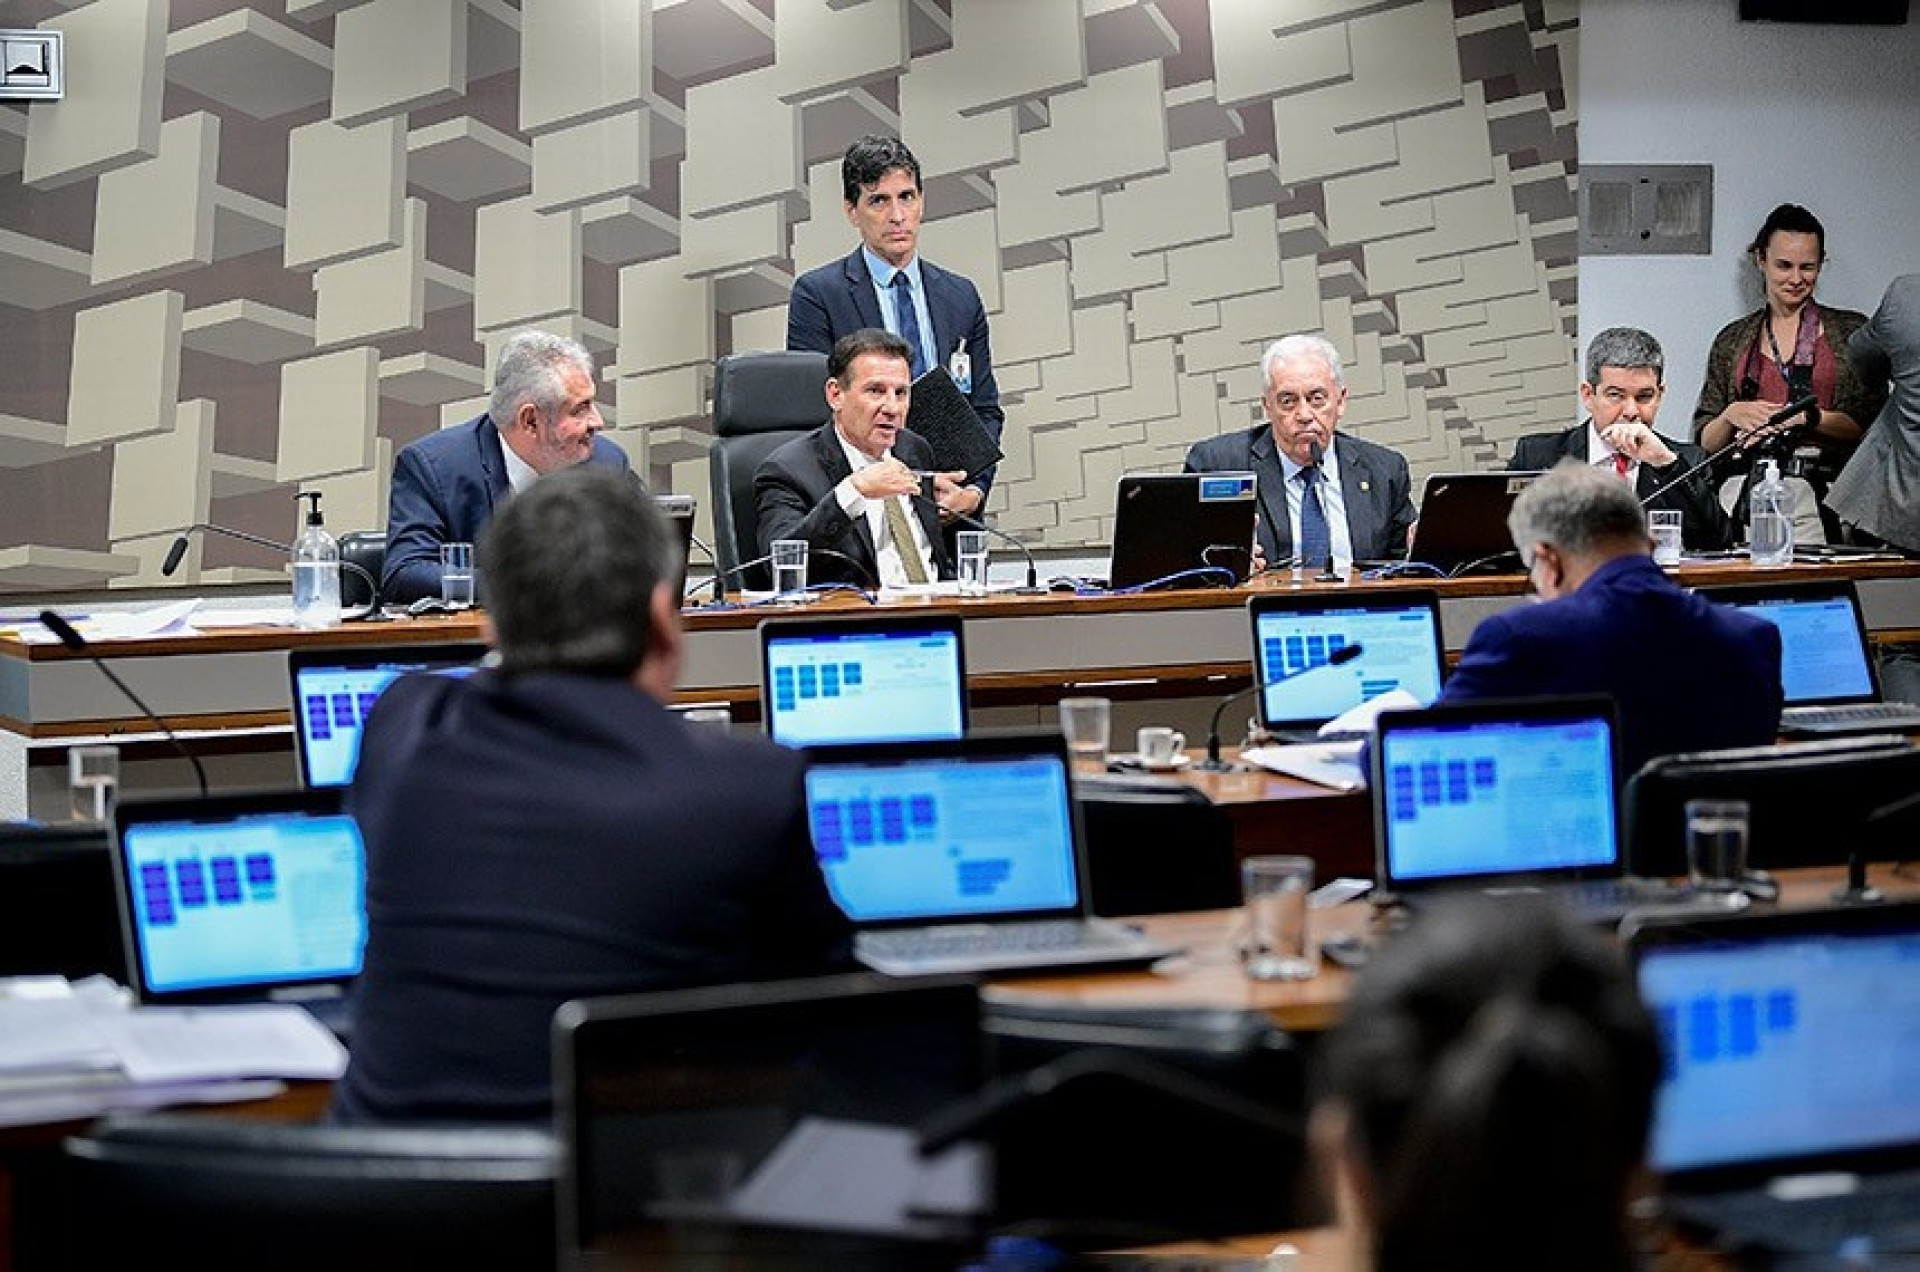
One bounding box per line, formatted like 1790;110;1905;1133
1240;740;1368;791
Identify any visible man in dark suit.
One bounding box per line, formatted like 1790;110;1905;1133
754;328;951;588
332;465;853;1125
787;135;1002;525
381;330;632;604
1184;334;1415;570
1439;460;1782;777
1507;327;1728;550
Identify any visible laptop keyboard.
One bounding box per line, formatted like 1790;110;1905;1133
1668;1170;1920;1255
1783;702;1920;732
862;920;1121;961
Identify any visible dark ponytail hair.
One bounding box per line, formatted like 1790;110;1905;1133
1318;896;1660;1272
1747;202;1826;261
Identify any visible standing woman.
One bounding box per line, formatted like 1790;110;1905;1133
1693;203;1886;544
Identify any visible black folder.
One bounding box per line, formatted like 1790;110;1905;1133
907;366;1002;483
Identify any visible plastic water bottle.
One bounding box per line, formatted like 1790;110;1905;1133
291;491;341;628
1747;458;1793;567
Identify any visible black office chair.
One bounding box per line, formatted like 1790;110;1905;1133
62;1113;559;1270
708;350;830;590
0;822;124;981
337;529;387;610
1075;776;1241;917
1623;735;1920;878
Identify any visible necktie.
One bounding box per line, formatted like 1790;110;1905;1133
889;271;927;378
1298;465;1332;569
883;494;931;584
1613;452;1632;479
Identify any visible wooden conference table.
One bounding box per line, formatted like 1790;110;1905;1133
4;556;1919;820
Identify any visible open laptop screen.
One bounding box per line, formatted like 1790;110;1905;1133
1628;903;1920;1179
110;789;365;1004
288;641;487;786
804;740;1081;926
760;613;967;748
554;973;989;1269
1375;699;1620;887
1248;589;1445;730
1702;581;1879;705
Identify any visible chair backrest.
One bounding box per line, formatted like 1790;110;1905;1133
62;1113;559;1269
709;350;830;590
1622;736;1920;877
1074;777;1241;917
338;530;387;609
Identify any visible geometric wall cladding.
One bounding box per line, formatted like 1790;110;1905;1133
1;0;1580;589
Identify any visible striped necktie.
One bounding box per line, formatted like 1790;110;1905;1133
883;494;931;584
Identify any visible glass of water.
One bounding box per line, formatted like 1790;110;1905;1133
771;539;809;601
956;530;989;595
440;542;476;609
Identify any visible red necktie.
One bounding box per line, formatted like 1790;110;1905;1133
1613;452;1631;479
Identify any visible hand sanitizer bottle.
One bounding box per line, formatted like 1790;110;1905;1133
1747;459;1793;567
291;491;341;628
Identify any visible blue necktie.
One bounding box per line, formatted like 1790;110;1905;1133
1298;465;1332;569
890;271;927;378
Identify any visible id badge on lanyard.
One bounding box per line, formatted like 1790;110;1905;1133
949;339;971;394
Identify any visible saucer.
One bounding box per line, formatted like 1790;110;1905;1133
1115;752;1192;772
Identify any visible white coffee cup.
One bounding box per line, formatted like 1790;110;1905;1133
1137;725;1186;767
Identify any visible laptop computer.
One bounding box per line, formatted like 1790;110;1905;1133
287;640;487;787
1106;472;1257;591
801;730;1181;976
1624;900;1920;1260
1404;471;1542;575
1247;588;1446;741
553;973;990;1270
107;788;365;1035
1370;696;1689;925
759;611;968;748
1700;578;1920;737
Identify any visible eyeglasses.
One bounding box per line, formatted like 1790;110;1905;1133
1271;389;1332;413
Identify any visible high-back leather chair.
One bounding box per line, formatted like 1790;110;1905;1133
337;530;387;610
708;350;830;590
62;1113;559;1270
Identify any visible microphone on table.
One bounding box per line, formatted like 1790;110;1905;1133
1834;787;1920;906
162;523;385;622
38;610;210;798
807;548;880;597
1306;441;1340;582
1194;642;1363;773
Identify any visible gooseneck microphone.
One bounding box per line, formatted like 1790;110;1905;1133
38;610;210;798
163;523;385;621
1194;642;1363;772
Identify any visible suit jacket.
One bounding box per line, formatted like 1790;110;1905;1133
382;416;631;603
330;670;855;1125
1508;423;1730;550
753;423;953;585
1183;425;1416;564
1829;274;1920;553
787;249;1004;498
1439;554;1783;777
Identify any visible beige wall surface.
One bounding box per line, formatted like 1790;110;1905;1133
0;0;1578;592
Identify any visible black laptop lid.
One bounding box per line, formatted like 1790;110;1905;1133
758;611;968;748
1107;472;1256;590
109;787;365;1008
801;730;1088;932
553;973;988;1268
1406;471;1541;574
1372;695;1624;894
1625;900;1920;1188
1698;578;1881;706
1247;588;1446;730
287;640;487;786
655;494;695;603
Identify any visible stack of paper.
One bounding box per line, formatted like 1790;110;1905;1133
0;976;347;1128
